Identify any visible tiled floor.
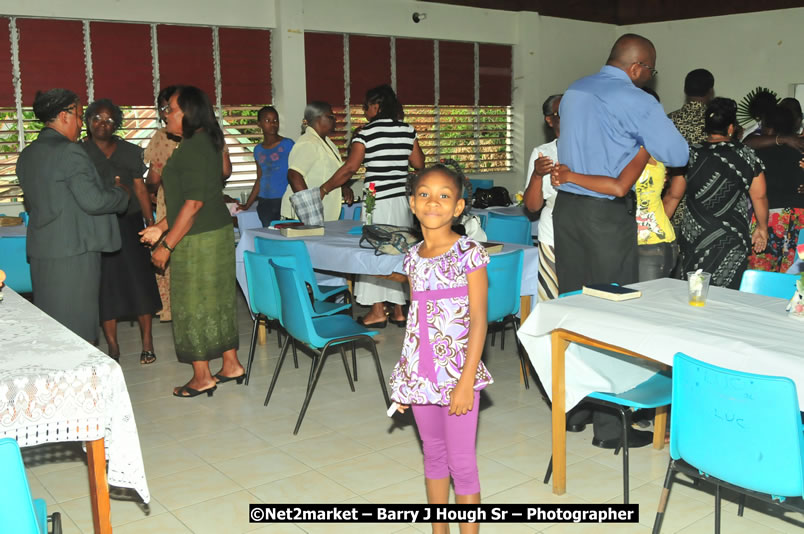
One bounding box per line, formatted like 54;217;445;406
20;294;804;533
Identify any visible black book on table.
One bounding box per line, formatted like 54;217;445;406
582;284;642;301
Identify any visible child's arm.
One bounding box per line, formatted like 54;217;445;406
449;265;488;416
239;161;262;210
552;147;650;197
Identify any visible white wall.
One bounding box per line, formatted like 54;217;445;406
623;8;804;114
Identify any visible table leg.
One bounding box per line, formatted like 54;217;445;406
550;330;569;495
653;405;667;450
86;438;112;534
518;296;531;384
258;324;266;345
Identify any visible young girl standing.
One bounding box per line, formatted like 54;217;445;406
239;106;294;226
389;160;492;534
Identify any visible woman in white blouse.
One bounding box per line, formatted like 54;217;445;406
280;102;347;221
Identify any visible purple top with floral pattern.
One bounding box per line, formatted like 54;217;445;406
389;236;493;406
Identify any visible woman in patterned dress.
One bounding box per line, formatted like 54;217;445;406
679;98;769;288
144;86;181;321
748;105;804;272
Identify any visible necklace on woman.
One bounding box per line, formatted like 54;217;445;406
707;133;732;143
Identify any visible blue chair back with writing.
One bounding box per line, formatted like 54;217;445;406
739;270;798;299
484;212;532;246
670;352;804;497
487;250;523;322
269;257;322;348
0;236;33;293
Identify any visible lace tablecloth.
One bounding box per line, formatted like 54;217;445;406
0;288;150;503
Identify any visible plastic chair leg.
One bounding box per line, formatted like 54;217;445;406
264;335;291;406
543;456;553;484
292;338;298;369
339;345;355;392
294;345;338;435
367;339;391;406
651;461;675;534
351;341;357;382
500;322;506;351
737;494;745;517
513;319;530;389
245;316;260;386
715;485;722;534
618;407;631;504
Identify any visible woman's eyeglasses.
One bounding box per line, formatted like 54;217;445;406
91;115;116;126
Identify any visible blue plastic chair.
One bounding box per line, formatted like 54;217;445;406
244;252;350;382
0;236;33;293
255;236;350;309
484;211;532;246
267;257;391;434
652;353;804;533
486;250;529;388
338;206;362;221
269;219;300;226
739;269;798;299
0;438;61;534
20;212;29;226
543;289;672;504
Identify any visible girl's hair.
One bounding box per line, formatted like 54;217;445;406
258;105;278;122
84;98;123;134
175;85;225;151
365;84;403;122
704;97;737;136
407;159;473;235
32;88;79;123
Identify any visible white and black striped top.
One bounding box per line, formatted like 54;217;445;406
352;119;417;201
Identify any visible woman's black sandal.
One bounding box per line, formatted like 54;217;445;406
140;351;157;365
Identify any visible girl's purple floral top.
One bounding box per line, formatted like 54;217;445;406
389;236;493;406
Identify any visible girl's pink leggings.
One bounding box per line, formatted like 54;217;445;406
411;391;481;495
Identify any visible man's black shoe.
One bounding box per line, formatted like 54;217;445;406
592;428;653;450
567;423;586;433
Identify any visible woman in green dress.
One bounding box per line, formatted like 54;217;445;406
139;85;243;397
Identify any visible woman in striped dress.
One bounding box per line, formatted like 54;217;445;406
320;85;424;327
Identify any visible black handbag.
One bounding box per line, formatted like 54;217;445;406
359;224;421;255
473;187;512;209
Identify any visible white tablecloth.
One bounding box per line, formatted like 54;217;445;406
0;288;150;503
235;220;540;310
517;278;804;410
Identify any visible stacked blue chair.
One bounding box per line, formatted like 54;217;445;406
0;438;61;533
739;269;798;299
255;236;350;309
485;211;532;246
652;352;804;533
543;289;672;504
486;250;530;388
267;257;391;434
243;251;348;384
0;235;33;293
20;212;29;226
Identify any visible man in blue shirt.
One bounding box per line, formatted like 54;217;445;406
552;34;688;450
553;33;688;294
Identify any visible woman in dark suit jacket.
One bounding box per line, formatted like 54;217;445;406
17;88;129;342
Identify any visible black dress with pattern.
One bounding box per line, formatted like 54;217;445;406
679;141;765;289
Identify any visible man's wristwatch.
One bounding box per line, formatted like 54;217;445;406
160;240;175;253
